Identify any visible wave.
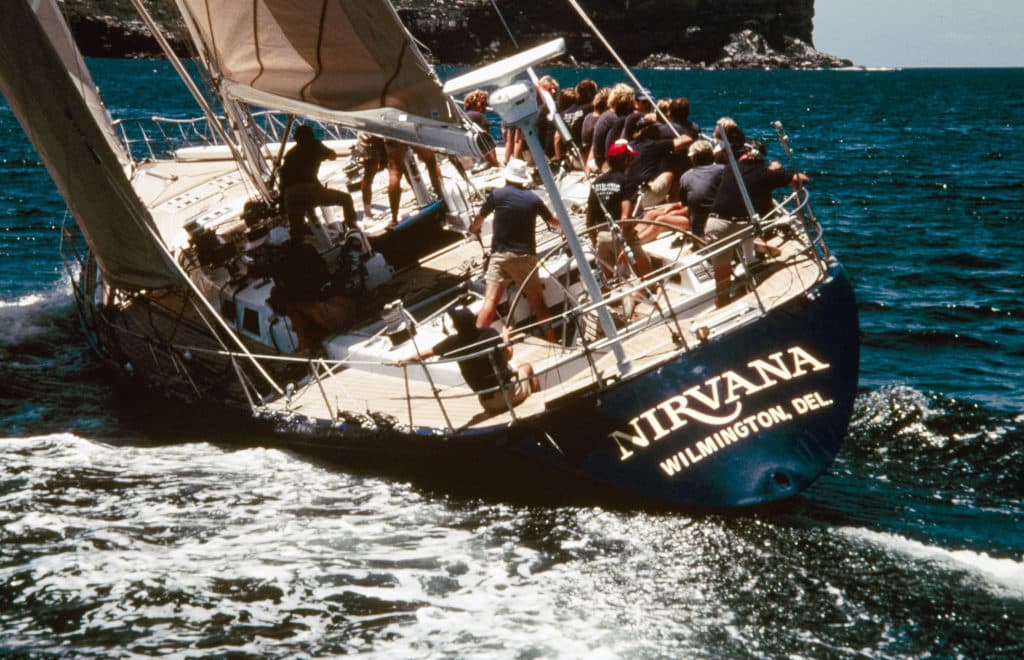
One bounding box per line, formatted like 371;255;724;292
0;280;118;437
927;253;1003;270
838;527;1024;599
0;275;77;351
864;328;997;350
925;303;1022;323
844;385;1023;501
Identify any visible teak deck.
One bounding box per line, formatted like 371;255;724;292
263;232;825;431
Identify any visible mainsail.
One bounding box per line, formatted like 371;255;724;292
176;0;489;156
0;0;181;291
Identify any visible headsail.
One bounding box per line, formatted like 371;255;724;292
32;0;133;174
177;0;489;156
0;0;181;291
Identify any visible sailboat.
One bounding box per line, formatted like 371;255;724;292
0;0;859;508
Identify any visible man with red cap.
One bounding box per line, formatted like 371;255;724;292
587;140;651;278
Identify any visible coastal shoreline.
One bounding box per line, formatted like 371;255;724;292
62;0;853;69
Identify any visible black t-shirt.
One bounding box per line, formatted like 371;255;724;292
591;110;618;166
628;137;675;188
580;112;600;162
603;113;630;164
567;102;593;146
680;163;726;235
466;109;489;133
657;120;699;140
712;160;796;219
621;111;645;141
279;141;334;189
657;120;699;176
480;185;552;255
537;108;556;157
587;170;636;227
433;327;512;393
276;240;329;302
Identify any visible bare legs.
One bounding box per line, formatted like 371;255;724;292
385;145;406;228
477;282;557;343
517;363;541;393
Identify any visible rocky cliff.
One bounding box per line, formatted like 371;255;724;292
60;0;852;68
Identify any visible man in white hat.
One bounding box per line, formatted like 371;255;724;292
468;159;560;342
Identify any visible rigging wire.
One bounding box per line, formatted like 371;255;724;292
483;1;651;305
489;0;520;49
565;0;676;134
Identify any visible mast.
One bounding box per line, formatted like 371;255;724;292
493;82;629;371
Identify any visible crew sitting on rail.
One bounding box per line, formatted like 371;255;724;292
395;307;540;414
586;140;651;279
628;117;693;211
678;138;725;238
705;118;808;307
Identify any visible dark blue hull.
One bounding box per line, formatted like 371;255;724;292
518;261;860;507
272;261;859;508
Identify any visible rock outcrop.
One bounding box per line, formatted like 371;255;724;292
637;29;851;69
65;13;187;59
61;0;853;68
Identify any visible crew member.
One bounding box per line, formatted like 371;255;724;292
279;124;355;236
396;307;539;414
469;159;560;342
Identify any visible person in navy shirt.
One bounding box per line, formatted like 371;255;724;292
469;159;560;342
705;118;808;307
396;307;539;414
279;124;355;235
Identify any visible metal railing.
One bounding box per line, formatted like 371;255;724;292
78;181;833;432
113;111;355;165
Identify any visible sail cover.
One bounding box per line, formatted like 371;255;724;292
0;1;181;290
178;0;460;123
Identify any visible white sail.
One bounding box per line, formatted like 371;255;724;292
177;0;488;156
0;0;181;290
34;0;133;173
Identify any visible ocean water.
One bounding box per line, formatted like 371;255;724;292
2;61;1023;657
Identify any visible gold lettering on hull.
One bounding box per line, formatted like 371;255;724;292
606;345;833;477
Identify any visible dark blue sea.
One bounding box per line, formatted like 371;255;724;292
2;61;1023;657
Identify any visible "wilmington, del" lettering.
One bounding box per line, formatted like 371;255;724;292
608;346;830;461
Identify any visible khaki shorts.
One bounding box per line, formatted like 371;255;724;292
478;377;531;413
704;215;747;241
704;215;752;265
486;251;541;291
639;172;673;209
595;229;644;274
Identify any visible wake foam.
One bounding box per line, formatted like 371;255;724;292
0;274;76;349
839;527;1024;599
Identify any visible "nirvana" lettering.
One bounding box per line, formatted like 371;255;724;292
608;346;830;461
